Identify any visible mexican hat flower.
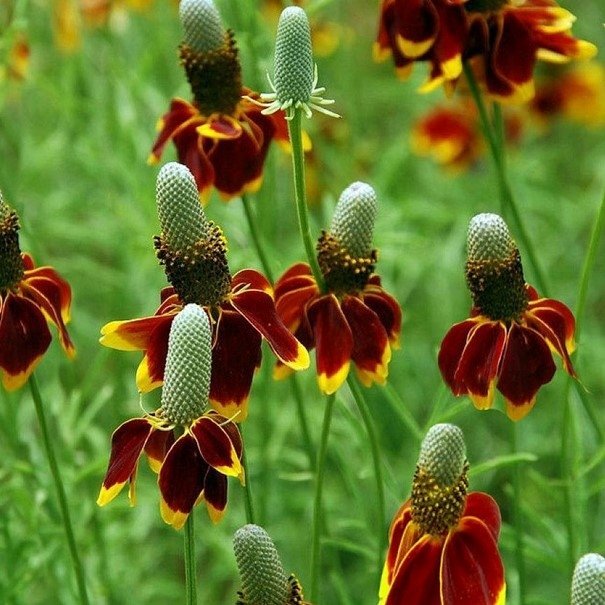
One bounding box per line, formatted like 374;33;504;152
98;303;244;529
375;0;597;102
0;191;74;390
100;163;308;421
149;0;289;202
379;423;505;605
571;553;605;605
274;182;401;394
438;213;576;421
233;524;308;605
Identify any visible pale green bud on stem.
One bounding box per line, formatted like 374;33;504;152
467;213;517;263
273;7;314;107
571;553;605;605
330;181;377;258
156;162;209;251
179;0;225;53
161;304;212;425
417;423;466;488
234;524;291;605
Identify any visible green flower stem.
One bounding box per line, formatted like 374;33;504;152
286;108;325;291
28;375;90;605
561;186;605;579
291;374;316;470
310;393;336;603
184;514;197;605
347;375;386;580
241;447;255;525
510;423;527;605
241;193;274;283
463;64;548;296
380;382;424;442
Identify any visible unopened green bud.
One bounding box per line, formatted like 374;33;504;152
234;524;291;605
156;162;209;251
179;0;225;53
161;304;212;425
571;553;605;605
330;182;377;258
273;7;314;106
417;423;466;487
467;213;516;263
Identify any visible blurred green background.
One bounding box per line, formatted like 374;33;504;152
1;0;605;603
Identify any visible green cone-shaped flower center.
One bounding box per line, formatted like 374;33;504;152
161;304;212;425
0;194;24;292
180;0;225;54
571;553;605;605
465;213;528;321
411;424;469;536
155;163;231;306
273;6;314;106
234;524;305;605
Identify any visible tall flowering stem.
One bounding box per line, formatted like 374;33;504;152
29;376;90;605
184;515;197;605
463;64;548;296
347;374;386;579
240;193;274;283
511;423;527;605
310;392;335;602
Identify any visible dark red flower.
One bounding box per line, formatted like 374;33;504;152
0;201;74;390
101;270;308;421
380;493;506;605
375;0;597;102
98;409;243;529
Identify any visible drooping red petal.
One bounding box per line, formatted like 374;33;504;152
149;98;200;161
159;433;208;529
190;415;243;478
384;535;444;605
454;321;507;411
394;0;439;58
231;268;273;295
363;287;403;347
144;429;175;474
209;309;262;421
197;114;242;140
438;319;480;395
463;492;502;542
0;293;52;391
99;312;174;351
275;282;319;332
230;289;309;371
341;295;391;387
307;294;354;394
97;417;155;506
136;313;175;392
203;468;228;524
498;323;555;420
274;263;314;293
382;502;414;588
440;517;506;605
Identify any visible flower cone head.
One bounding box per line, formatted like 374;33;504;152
0;191;24;291
273;7;314;106
317;181;378;294
155;162;231;305
572;553;605;605
179;0;225;54
161;303;212;425
411;423;469;536
234;524;305;605
466;213;527;321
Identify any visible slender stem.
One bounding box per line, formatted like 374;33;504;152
463;64;549;296
28;375;90;605
380;382;424;442
347;376;386;579
510;423;527;605
286;108;325;291
241;448;255;524
310;393;336;603
241;193;274;283
290;374;316;470
184;514;197;605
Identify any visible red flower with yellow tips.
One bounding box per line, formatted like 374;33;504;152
101;163;308;421
274;182;402;394
149;0;288;202
375;0;597;102
0;193;74;390
380;424;506;605
98;304;244;529
438;213;576;420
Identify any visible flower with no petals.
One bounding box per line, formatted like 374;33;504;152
438;213;576;420
0;192;74;390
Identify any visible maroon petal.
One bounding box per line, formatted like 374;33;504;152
97;418;155;506
190;415;243;478
497;323;555;421
438;319;479;395
463;492;502;542
363;287;402;346
441;517;506;605
159;433;208;529
149;98;200;161
144;429;175;474
203;469;228;524
209;309;262;421
0;293;52;391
